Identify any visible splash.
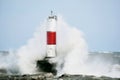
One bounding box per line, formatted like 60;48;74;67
15;15;120;78
17;15;88;75
0;50;18;74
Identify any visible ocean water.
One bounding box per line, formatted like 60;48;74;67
0;51;120;78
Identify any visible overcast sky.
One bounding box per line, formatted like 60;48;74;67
0;0;120;51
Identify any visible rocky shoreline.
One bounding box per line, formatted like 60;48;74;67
0;73;120;80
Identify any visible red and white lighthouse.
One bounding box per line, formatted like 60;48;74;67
36;12;57;74
46;11;57;58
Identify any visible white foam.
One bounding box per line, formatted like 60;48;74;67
16;15;120;77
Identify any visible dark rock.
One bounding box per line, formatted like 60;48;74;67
0;73;120;80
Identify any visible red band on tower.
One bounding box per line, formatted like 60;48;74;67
47;31;56;45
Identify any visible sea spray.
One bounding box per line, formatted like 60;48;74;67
12;15;120;78
56;16;88;75
17;15;88;75
0;50;19;74
17;22;47;74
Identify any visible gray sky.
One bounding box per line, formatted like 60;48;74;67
0;0;120;51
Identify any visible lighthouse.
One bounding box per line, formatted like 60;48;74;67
37;11;57;74
46;11;57;59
